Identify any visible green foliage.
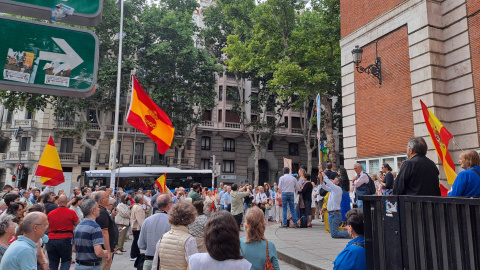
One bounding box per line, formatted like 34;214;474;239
136;0;222;147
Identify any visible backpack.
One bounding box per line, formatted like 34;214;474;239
300;215;308;228
366;173;376;195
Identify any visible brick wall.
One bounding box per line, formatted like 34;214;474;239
468;11;480;147
340;0;406;38
355;26;414;158
467;0;480;15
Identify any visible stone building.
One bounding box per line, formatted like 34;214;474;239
340;0;479;183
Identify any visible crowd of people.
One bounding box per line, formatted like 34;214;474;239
0;137;478;270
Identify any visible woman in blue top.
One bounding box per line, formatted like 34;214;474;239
240;206;280;270
333;208;366;270
449;150;480;197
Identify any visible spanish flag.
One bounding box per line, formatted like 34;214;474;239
155;174;167;193
126;76;175;154
35;136;65;186
420;100;457;185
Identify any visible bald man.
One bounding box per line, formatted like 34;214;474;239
46;195;80;270
1;212;49;269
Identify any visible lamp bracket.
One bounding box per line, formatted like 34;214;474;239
355;57;382;85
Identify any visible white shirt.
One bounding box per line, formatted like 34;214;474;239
312;186;323;202
188;253;251;270
255;193;267;204
320;176;343;212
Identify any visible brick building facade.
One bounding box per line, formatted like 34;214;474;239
340;0;480;185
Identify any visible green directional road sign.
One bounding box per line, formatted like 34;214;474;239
0;16;98;97
0;0;103;27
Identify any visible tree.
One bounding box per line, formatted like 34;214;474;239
137;0;222;167
223;0;342;173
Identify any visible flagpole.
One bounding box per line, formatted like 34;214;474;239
111;0;124;189
316;94;321;165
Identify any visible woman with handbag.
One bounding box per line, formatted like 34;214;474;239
240;207;280;270
203;189;216;217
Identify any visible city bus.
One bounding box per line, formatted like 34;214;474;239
84;167;213;190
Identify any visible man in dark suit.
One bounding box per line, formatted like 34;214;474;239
393;137;440;196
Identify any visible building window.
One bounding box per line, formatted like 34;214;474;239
88;110;98;123
356;155;408;173
292;163;299;174
219;86;223;101
201;136;211;150
312;149;318;157
84;139;97;162
25;110;33;120
289;143;299;156
267;140;273;150
60;138;74;153
111;112;124;125
223;160;235;173
201;159;210;170
223;139;235;152
20;137;31;152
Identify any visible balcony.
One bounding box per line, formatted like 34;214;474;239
291;128;303;134
169;158;192;167
54;120;140;134
130;155;147;165
1;151;36;163
0;153;6;161
59;153;80;163
224;122;241;129
151;157;167;166
54;120;77;129
12;119;37;129
200;120;215;127
1;122;11;130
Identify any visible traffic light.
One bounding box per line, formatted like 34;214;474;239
209;155;216;171
12;175;16;182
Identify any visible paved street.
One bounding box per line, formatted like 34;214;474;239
97;215;349;270
106;230;301;270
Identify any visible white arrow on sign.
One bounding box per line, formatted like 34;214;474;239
38;37;84;72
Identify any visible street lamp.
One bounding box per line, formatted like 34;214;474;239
351;45;382;85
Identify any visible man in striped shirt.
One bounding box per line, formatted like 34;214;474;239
73;199;108;269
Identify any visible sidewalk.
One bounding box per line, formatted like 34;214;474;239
262;218;350;270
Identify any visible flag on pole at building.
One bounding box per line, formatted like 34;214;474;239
35;136;65;186
420;100;457;186
126;76;175;154
155;173;167;193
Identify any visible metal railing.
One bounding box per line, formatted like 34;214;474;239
151;157;167;165
0;153;6;161
361;195;480;270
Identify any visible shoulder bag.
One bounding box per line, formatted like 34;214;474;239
265;240;274;270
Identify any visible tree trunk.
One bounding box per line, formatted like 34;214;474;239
254;146;260;186
89;147;98;170
176;145;184;168
321;96;337;170
306;148;313;175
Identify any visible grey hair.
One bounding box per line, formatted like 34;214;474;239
108;197;116;205
354;163;363;169
157;194;171;210
407;137;428;156
80;199;98;217
133;194;143;204
93;192;104;203
21;212;43;234
0;215;15;237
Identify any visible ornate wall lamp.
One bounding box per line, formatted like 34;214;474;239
351;45;382;85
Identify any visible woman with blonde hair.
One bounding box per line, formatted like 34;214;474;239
240;207;280;270
203;189;216;217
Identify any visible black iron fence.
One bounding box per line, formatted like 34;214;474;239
360;195;480;270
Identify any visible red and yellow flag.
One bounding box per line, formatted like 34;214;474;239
126;76;175;154
420;100;457;185
155;174;167;193
35;136;65;186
